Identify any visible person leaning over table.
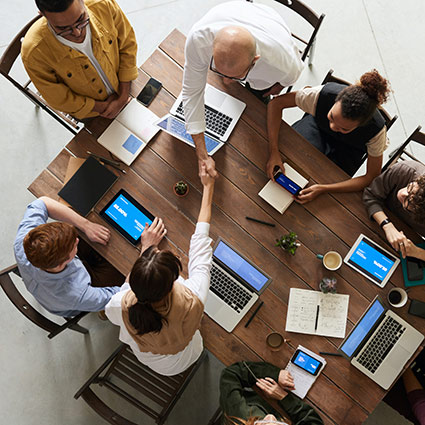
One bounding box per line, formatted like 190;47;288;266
105;164;215;376
267;70;391;204
21;0;138;120
13;196;125;317
363;160;425;260
182;0;303;179
220;361;324;425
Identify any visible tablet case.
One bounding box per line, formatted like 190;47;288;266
58;156;118;216
400;242;425;287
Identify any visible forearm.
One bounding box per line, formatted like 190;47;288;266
320;173;378;195
198;185;214;223
117;81;131;101
192;133;209;161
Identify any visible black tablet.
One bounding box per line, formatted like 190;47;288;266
100;189;154;246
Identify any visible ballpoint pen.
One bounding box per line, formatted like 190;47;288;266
86;151;126;174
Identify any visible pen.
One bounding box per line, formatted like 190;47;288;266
244;301;264;328
314;305;319;331
319;352;343;357
87;151;126;174
246;216;275;227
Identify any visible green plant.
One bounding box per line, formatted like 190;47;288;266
174;180;188;196
319;277;337;294
275;231;299;255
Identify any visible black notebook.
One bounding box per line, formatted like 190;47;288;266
58;156;118;216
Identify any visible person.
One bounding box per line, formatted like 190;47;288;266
220;361;324;425
183;0;303;179
402;367;425;425
21;0;138;119
105;164;215;375
363;160;425;259
267;70;391;203
14;196;124;317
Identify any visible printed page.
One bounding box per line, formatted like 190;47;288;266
317;293;349;338
285;288;318;334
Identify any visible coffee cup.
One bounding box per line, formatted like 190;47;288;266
317;251;342;271
266;332;284;350
388;287;408;308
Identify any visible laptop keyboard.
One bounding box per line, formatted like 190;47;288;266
176;102;233;137
210;264;252;313
357;316;406;374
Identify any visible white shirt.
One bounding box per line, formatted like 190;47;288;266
182;1;303;134
105;222;212;376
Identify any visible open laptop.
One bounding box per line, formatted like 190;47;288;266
205;238;272;332
338;296;424;389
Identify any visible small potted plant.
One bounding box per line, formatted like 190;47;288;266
319;277;337;294
173;180;189;197
275;231;300;255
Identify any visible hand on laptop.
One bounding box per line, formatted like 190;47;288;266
140;217;167;254
256;377;288;400
83;221;110;245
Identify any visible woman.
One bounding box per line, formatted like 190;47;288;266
105;165;215;375
220;362;324;425
267;70;391;203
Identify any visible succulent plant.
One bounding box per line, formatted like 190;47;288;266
174;181;188;196
275;231;300;255
319;277;337;294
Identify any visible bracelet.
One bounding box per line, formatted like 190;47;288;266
380;218;391;229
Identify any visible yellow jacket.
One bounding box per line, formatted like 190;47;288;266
21;0;138;119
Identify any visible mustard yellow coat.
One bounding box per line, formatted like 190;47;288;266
21;0;138;119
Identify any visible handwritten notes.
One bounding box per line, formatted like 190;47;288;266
285;288;349;338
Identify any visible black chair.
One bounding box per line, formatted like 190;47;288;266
0;16;82;135
0;264;88;339
74;344;207;425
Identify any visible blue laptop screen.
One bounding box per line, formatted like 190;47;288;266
213;240;269;292
347;238;396;284
340;298;385;357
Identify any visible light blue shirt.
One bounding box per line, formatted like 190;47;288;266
13;199;120;317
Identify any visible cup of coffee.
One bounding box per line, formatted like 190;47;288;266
266;332;284;350
317;251;342;271
388;287;408;308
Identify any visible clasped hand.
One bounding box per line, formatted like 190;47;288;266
255;370;295;400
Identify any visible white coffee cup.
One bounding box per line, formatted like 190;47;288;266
317;251;342;271
388;287;408;308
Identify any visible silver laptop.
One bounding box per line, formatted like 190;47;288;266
170;84;246;142
205;238;272;332
339;296;423;389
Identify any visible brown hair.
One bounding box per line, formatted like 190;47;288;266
23;222;78;270
128;246;182;335
336;69;390;125
409;175;425;222
223;414;260;425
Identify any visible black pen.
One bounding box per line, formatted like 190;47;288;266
314;305;320;331
245;301;264;328
319;352;343;357
87;151;126;174
246;216;275;227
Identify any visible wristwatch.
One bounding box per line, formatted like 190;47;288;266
380;218;391;229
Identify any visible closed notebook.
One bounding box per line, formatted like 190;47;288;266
58;156;118;216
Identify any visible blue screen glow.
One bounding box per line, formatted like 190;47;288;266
275;172;301;195
293;351;321;374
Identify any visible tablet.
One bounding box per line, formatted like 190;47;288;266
100;189;154;246
344;234;400;288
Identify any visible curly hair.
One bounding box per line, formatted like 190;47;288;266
409;175;425;222
35;0;75;13
336;69;391;125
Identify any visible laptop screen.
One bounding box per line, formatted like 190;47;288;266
213;240;269;292
340;298;385;358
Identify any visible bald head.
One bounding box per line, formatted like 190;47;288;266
212;26;257;79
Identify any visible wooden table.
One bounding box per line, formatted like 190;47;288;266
29;30;425;425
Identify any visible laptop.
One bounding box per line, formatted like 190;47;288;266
338;296;424;389
205;238;272;332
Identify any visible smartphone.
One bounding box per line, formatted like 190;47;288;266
274;170;302;196
136;77;162;107
291;349;323;376
409;299;425;319
406;257;424;281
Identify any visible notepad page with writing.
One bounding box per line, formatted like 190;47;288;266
317;293;349;338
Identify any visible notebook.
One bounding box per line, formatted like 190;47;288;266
204;238;272;332
58;156;118;216
338;296;424;389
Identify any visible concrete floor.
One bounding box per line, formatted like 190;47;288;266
0;0;423;424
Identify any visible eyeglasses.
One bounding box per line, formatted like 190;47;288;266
209;57;255;83
55;16;90;37
253;420;289;425
404;182;416;211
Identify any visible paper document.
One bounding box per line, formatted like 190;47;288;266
285;288;349;338
98;99;159;166
286;345;326;399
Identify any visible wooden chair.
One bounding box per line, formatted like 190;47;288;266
0;264;89;339
74;344;207;425
207;407;223;425
383;126;424;172
0;16;82;135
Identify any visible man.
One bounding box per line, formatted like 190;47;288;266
183;1;303;178
14;196;124;317
363;160;425;260
22;0;138;119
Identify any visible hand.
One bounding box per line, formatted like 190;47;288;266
199;157;218;179
263;83;284;97
92;94;116;115
402;237;423;259
296;184;324;204
256;377;288;400
141;217;167;254
383;224;408;253
266;151;284;180
100;95;130;119
199;163;215;188
83;221;110;245
278;370;296;391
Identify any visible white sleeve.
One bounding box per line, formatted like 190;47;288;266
294;86;322;116
105;285;130;325
181;222;213;304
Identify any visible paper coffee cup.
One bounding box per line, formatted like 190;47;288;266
388;288;408;308
317;251;342;271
